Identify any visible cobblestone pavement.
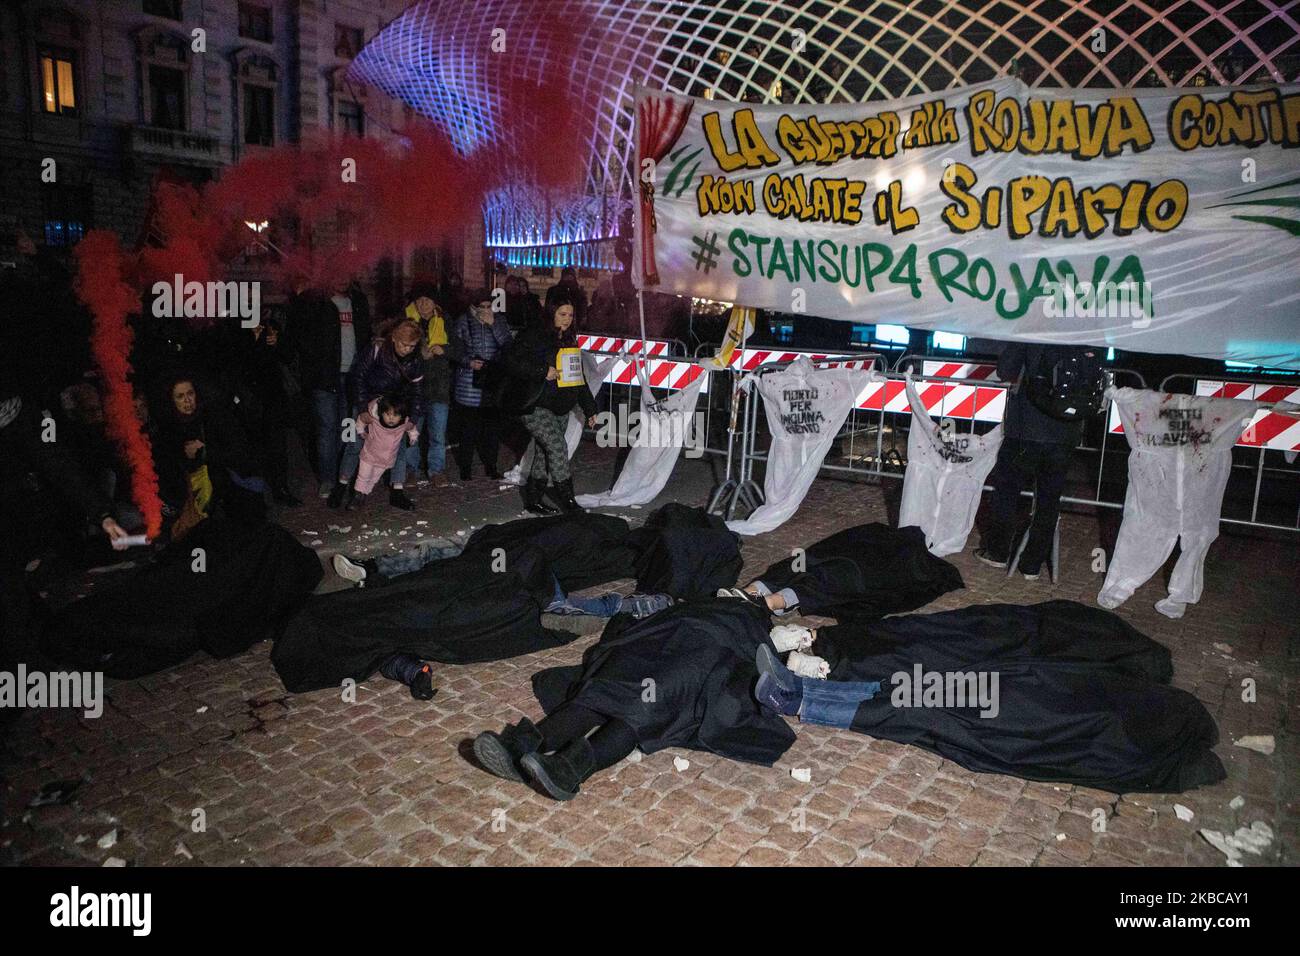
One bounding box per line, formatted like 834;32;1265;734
1;446;1295;867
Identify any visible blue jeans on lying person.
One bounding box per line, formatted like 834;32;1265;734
546;579;623;617
372;538;464;578
798;676;885;728
545;583;675;619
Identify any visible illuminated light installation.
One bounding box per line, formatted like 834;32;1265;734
350;0;1298;268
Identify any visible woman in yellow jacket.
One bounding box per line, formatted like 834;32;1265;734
404;287;463;486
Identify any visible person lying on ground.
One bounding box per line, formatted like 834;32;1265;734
717;523;963;622
331;539;672;619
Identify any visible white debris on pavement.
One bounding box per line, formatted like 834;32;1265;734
672;756;690;772
791;767;812;783
1200;821;1274;866
1174;804;1194;822
1233;735;1275;755
96;829;117;849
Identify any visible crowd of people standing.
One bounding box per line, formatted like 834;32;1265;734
0;265;598;644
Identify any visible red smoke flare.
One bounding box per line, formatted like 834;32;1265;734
71;11;599;529
74;231;164;539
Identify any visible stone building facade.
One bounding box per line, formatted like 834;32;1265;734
0;0;480;294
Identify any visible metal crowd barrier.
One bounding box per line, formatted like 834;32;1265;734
1151;373;1300;532
729;357;1152;524
574;333;1299;534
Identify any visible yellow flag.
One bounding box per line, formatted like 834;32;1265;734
710;305;755;369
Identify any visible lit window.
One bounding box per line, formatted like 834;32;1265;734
44;186;91;247
874;324;910;346
932;330;966;351
1106;347;1115;362
40;48;77;116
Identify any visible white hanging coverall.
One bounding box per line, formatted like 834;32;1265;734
576;363;706;508
726;356;867;536
898;375;1004;557
505;351;615;486
1097;387;1265;619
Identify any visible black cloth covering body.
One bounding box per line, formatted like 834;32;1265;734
815;600;1225;793
462;512;635;591
755;523;963;621
533;599;795;766
272;544;573;692
625;503;742;599
43;517;323;679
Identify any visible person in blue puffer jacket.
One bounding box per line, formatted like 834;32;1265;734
451;289;513;480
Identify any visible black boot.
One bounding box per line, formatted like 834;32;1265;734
472;717;544;783
326;481;349;509
389;488;415;511
521;737;595;801
550;477;583;514
345;489;366;510
379;653;436;700
522;477;558;515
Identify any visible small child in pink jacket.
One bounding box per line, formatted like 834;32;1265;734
349;395;419;509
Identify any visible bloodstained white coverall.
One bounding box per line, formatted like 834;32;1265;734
576;363;706;508
726;357;869;536
899;376;1004;557
1098;388;1261;619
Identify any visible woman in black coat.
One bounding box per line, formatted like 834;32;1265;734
500;293;597;514
157;375;265;532
327;319;426;510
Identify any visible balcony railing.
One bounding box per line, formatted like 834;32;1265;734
127;124;220;161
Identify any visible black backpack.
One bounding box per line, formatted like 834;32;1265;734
1024;346;1107;422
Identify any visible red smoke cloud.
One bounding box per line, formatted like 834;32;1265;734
73;9;598;530
74;231;164;539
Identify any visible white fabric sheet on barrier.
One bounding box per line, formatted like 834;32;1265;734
726;357;869;536
898;376;1003;556
1097;388;1262;618
576;363;707;508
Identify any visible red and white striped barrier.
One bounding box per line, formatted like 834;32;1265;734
920;360;998;380
1198;381;1300;451
602;357;710;393
1106;381;1300;451
726;348;861;370
856;379;1007;422
578;334;672;356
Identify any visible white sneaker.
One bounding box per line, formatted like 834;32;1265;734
332;553;367;586
787;651;830;680
770;623;814;653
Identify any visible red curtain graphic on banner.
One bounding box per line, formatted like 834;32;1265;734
636;94;692;285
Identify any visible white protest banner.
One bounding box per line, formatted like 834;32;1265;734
634;78;1300;369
